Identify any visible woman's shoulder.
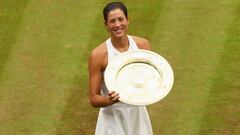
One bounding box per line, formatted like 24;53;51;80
89;41;108;70
130;35;151;50
91;41;107;54
90;42;108;61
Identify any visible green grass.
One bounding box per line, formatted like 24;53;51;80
0;0;239;135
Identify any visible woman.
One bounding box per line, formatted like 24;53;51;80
88;2;153;135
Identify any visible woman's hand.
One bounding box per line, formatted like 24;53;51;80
108;91;120;104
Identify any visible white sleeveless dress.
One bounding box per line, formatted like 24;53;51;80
95;35;153;135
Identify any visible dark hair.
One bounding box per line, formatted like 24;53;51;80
103;2;128;22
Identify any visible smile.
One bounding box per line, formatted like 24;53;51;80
113;28;124;33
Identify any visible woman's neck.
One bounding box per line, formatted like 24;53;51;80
111;35;129;52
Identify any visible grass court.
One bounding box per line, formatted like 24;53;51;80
0;0;239;134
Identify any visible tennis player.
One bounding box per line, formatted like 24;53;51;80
88;2;153;135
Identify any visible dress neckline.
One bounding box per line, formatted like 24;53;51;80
110;36;131;54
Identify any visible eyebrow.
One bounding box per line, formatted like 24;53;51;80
109;16;125;20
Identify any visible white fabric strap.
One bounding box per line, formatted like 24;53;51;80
106;35;138;62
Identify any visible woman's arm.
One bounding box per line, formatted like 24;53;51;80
88;49;119;108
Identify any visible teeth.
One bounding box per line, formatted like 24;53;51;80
115;29;122;33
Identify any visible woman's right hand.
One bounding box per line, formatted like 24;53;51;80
108;91;120;104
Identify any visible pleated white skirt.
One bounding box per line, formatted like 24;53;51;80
95;102;153;135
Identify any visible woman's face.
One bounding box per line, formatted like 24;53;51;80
105;8;129;38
